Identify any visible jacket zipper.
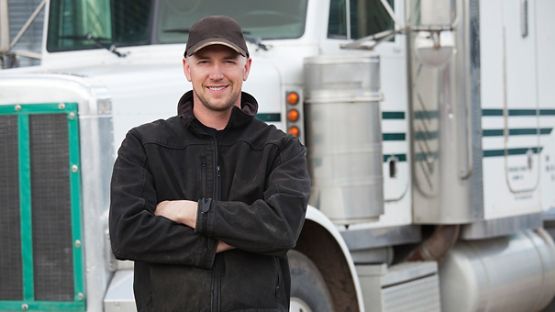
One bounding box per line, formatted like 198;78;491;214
201;157;207;197
212;135;221;200
211;134;222;312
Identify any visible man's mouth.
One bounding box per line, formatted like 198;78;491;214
208;86;227;91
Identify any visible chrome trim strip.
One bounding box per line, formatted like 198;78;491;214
462;213;543;240
340;225;422;250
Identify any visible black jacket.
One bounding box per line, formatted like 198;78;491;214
109;91;310;312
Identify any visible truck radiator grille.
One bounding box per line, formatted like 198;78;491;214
0;104;84;311
30;115;74;301
0;115;23;300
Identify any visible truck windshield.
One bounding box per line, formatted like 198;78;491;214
156;0;308;43
47;0;307;52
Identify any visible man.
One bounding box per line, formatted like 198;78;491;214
109;15;310;312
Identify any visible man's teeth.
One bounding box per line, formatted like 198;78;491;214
209;86;225;91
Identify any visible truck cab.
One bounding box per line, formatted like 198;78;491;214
2;0;555;311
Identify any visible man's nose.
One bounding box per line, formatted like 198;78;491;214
208;64;224;80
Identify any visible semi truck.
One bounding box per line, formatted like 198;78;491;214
1;0;555;311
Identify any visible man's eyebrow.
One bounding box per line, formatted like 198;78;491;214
223;54;241;60
193;53;209;59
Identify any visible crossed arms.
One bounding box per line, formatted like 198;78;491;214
109;130;310;269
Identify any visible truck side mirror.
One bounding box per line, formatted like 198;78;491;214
407;0;457;67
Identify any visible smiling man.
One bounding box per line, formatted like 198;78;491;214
109;16;310;312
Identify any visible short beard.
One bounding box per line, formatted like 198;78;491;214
194;91;240;112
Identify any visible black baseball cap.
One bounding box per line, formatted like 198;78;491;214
185;16;249;57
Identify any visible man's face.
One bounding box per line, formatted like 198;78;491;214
183;45;251;113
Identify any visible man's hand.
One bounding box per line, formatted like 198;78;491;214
156;200;236;253
216;241;234;253
155;200;198;229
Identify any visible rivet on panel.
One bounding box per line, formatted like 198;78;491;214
21;303;29;311
75;240;82;248
77;292;85;300
58;103;66;110
68;112;76;120
71;165;79;173
15;105;22;111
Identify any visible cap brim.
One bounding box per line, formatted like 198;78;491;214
186;39;247;57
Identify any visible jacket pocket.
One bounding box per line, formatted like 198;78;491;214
219;251;282;311
149;263;212;312
273;256;282;298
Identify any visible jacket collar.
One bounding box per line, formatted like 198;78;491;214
178;90;258;130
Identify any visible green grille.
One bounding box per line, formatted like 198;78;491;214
0;104;85;311
0;116;22;300
30;114;74;301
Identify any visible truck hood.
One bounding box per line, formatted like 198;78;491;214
2;54;283;149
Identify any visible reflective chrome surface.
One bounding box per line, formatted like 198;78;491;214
104;270;136;312
304;55;384;224
462;212;542;239
341;224;421;250
356;262;440;312
440;229;555;312
408;0;485;223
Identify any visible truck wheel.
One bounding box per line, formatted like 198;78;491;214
288;250;334;312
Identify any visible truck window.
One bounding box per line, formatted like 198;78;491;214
47;0;307;52
328;0;394;40
155;0;308;44
350;0;394;39
47;0;151;52
328;0;348;38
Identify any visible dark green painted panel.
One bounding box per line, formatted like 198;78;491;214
483;147;543;157
256;113;281;122
383;133;405;141
482;109;555;116
482;128;553;136
383;154;407;162
382;111;405;119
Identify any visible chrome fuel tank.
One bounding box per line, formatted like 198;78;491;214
304;55;384;224
440;229;555;312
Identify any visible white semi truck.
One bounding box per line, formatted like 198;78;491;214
1;0;555;311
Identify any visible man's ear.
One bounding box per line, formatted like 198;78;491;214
243;57;252;81
182;57;192;82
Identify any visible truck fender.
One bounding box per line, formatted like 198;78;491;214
292;205;364;312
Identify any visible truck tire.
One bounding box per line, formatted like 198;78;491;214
288;250;334;312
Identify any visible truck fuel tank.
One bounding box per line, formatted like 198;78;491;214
440;228;555;312
304;55;383;224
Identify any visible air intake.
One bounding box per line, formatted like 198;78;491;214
0;103;84;311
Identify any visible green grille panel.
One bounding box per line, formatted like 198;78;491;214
0;115;23;300
0;103;84;311
29;114;74;301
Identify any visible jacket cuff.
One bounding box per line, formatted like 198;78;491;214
196;198;213;236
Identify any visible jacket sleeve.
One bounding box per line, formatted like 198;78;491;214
109;130;217;268
195;137;310;256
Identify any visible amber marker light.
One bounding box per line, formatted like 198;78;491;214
287;91;299;105
288;126;300;137
287;109;300;122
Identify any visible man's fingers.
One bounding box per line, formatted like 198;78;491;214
154;200;168;216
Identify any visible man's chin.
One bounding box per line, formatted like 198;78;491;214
206;102;235;112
